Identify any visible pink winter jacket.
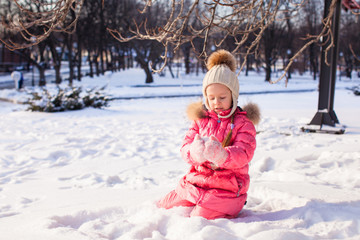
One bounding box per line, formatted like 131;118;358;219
176;107;257;217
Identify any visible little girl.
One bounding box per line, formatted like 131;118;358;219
158;49;260;220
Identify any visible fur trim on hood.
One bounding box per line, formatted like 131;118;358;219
186;101;207;121
242;102;261;125
186;101;261;125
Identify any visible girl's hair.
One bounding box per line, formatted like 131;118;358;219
222;114;235;147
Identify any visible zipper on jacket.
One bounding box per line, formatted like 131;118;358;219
217;114;221;123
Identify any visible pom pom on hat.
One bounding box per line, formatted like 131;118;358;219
206;49;237;72
203;49;239;119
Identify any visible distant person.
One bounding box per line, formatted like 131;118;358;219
158;49;260;219
11;71;24;89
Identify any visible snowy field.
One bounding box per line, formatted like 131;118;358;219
0;68;360;240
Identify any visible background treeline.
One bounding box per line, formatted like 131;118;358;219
0;0;359;85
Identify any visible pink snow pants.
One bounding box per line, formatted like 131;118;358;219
158;190;234;220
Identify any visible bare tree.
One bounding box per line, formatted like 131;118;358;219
1;0;359;85
299;0;322;80
108;0;167;83
0;0;79;86
0;0;83;50
261;21;285;82
339;10;360;78
108;0;359;84
46;34;65;85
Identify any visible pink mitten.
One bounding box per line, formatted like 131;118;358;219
189;134;206;164
204;136;229;166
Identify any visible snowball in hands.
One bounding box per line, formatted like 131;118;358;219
189;134;207;164
203;136;229;166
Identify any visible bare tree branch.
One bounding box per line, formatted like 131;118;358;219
1;0;83;50
1;0;358;83
109;0;357;83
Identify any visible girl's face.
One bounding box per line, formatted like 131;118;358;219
206;83;232;114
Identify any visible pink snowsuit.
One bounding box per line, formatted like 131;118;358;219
158;107;257;219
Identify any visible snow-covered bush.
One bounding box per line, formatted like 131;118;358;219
26;86;110;112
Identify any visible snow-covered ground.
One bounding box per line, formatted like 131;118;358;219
0;68;360;240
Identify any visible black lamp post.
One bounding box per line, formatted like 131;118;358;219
302;0;345;134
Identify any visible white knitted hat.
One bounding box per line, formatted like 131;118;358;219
202;49;239;118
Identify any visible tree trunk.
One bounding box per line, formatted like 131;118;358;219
309;43;317;80
345;56;353;79
121;54;125;70
245;55;250;76
67;38;74;86
182;43;191;74
145;67;153;83
47;39;62;84
77;42;82;81
87;49;94;78
168;63;175;78
196;60;199;76
135;55;153;84
99;0;105;75
38;66;46;86
105;49;108;71
287;58;292;79
94;55;100;76
265;58;272;82
168;57;175;78
54;65;62;85
89;59;94;78
265;67;271;82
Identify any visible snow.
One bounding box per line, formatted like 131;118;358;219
0;68;360;240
